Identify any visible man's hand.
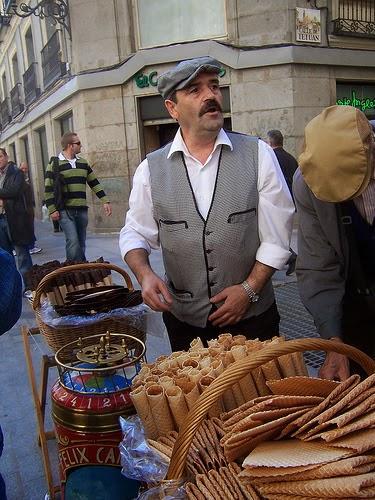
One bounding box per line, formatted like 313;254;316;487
208;284;250;327
141;271;173;312
51;211;60;221
103;203;112;216
319;337;350;381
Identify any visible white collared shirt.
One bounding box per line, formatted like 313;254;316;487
59;152;77;168
120;129;294;270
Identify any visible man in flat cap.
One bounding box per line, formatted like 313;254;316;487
120;56;294;350
294;105;375;380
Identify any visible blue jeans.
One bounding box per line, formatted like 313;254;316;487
0;215;32;287
59;208;88;261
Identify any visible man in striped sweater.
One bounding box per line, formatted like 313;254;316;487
45;131;111;261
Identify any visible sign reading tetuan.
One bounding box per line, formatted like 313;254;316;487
296;8;321;43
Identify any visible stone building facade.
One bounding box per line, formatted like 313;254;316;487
0;0;374;231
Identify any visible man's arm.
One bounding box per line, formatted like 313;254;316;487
125;249;172;312
293;169;349;381
44;159;58;217
86;165;112;217
209;140;294;327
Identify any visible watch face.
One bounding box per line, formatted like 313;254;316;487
252;294;260;303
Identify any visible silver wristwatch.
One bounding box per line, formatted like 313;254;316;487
241;280;260;303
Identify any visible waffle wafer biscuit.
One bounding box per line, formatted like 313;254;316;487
251;367;271;396
250;454;375;483
208;469;233;499
261;359;283;383
332;393;375;428
347;386;375;410
307;411;375;442
195;475;216;500
291;351;309;376
242;438;352;468
240;463;321;479
267;376;340;397
165;386;189;429
129;385;158;439
328;427;375;453
256;472;375;497
228;462;260;500
185;483;205;500
285;375;361;438
219;466;246;499
147;439;172;459
231;345;259;401
145;384;175;436
190;337;204;351
278;354;297;378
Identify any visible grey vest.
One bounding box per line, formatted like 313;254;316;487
148;132;275;327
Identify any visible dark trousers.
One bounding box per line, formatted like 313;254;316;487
163;301;280;352
343;294;375;377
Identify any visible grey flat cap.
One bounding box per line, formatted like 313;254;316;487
157;56;221;100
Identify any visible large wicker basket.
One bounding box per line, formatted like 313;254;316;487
166;338;375;480
32;262;146;353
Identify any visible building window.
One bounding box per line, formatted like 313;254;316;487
1;73;7;99
25;26;36;67
12;53;20;85
332;0;375;38
136;0;226;48
9;142;16;164
37;126;49;173
58;112;73;136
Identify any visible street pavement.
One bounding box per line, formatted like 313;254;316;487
0;219;320;499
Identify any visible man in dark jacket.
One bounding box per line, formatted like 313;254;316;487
267;129;298;275
0;147;34;294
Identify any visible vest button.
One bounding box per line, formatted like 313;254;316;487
206;249;212;254
208;266;216;271
209;281;217;287
205;230;213;236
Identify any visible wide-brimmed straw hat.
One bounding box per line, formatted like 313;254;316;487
299;105;374;202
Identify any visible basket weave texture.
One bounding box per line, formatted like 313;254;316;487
166;338;375;480
33;262;146;352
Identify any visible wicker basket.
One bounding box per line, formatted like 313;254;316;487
166;338;375;480
32;262;146;353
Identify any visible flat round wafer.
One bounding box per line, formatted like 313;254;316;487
225;429;279;462
314;412;375;443
285;375;361;438
249;455;375;482
267;376;340;397
256;472;375;497
333;393;375;428
347;386;375;410
240;463;320;478
242;438;353;468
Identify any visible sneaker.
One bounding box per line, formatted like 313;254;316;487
29;246;42;255
12;250;16;256
23;290;33;301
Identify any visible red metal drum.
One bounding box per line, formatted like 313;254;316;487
51;332;146;499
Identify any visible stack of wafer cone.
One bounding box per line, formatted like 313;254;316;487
130;334;308;439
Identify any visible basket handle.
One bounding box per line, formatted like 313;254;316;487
167;338;375;480
32;262;134;310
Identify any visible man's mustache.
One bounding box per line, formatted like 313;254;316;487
199;100;223;117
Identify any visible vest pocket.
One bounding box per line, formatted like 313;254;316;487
227;208;256;224
159;219;188;231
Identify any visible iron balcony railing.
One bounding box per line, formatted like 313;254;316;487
10;82;24;118
0;98;11;128
332;0;375;37
23;62;41;106
41;31;67;88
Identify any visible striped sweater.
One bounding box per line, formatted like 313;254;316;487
44;156;109;214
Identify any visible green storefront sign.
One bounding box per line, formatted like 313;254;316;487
134;68;227;89
336;88;375;113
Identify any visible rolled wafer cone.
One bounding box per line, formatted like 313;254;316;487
209;358;236;411
178;379;200;411
312;411;375;443
261;360;282;383
251;367;270;396
158;359;170;371
159;376;174;389
232;334;247;345
147;439;172;458
199;375;224;417
266;376;340;397
292;351;309;376
208;346;223;357
217;332;233;346
199;356;212;369
231;345;259;402
200;366;215;378
145;384;175;437
165;385;189;429
219;466;244;499
144;375;159;384
190;337;204;351
130;385;158;439
182;358;199;369
278;354;298;378
195;475;216;500
187;368;201;384
177;366;192;376
208;469;234;499
185;483;205;500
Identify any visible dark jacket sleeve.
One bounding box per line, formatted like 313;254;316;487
293;169;346;339
0;167;26;199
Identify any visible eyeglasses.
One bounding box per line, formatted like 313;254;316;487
72;141;81;146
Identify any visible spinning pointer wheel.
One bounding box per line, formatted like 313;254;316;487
76;331;129;365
